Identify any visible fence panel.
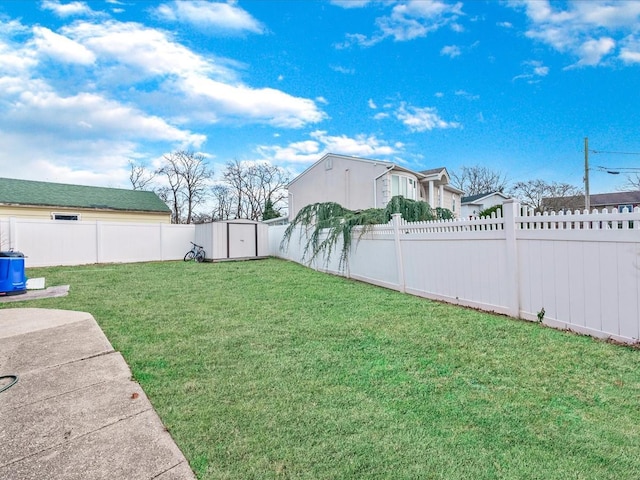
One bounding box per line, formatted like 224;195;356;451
162;224;198;261
2;217;195;267
100;222;163;263
10;219;99;267
349;233;398;290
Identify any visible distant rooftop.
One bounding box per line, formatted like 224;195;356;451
0;177;171;213
461;191;509;204
588;191;640;206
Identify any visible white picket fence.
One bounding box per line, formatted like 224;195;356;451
269;200;640;344
0;217;195;267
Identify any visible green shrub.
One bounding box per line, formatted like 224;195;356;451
478;204;502;218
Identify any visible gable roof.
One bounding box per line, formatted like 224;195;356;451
419;167;448;177
287;153;395;188
0;177;171;213
462;191;510;204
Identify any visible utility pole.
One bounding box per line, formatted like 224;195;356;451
584;137;590;211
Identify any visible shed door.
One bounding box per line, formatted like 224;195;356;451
228;224;257;258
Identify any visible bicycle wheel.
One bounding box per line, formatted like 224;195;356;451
184;251;195;261
195;250;205;263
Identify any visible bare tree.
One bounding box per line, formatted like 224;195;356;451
222;160;288;220
210;184;234;221
510;179;583;213
451;165;509;196
175;151;213;224
128;161;156;190
157;160;183;224
156;151;213;224
621;173;640;191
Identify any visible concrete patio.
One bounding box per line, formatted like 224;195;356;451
0;308;195;480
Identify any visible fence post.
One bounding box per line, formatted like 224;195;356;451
392;213;405;293
502;200;520;318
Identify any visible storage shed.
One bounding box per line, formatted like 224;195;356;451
194;219;269;261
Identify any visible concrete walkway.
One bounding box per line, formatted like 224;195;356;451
0;308;195;480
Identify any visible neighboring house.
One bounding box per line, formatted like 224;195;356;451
461;191;511;218
0;177;171;223
287;153;463;220
543;191;640;213
587;191;640;212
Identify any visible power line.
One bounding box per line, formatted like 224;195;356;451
590;149;640;155
595;165;640;171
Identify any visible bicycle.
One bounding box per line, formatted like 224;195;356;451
184;242;206;263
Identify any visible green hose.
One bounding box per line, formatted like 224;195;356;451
0;374;18;393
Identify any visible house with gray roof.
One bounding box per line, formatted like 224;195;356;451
0;177;171;223
461;191;511;218
542;190;640;213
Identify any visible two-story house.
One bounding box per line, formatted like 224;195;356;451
287;153;463;220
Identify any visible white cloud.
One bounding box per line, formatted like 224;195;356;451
4;89;204;145
330;65;355;74
441;45;461;58
41;0;99;17
330;0;371;8
62;21;220;79
32;26;95;64
179;75;326;128
257;130;400;164
454;90;479;100
154;1;265;35
571;37;616;67
620;35;640;64
395;103;460;132
0;37;38;75
58;20;325;128
373;112;389;120
368;98;377;109
513;0;640;67
337;0;464;47
513;59;550;82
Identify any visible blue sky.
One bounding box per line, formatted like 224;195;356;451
1;0;639;194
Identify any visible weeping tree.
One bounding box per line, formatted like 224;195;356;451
281;196;451;269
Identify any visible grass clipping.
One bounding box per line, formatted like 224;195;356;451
281;196;452;270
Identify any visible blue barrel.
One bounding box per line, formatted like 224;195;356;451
0;251;27;296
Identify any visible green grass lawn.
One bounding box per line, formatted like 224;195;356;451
3;258;640;479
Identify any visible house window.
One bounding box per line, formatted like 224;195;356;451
325;158;333;170
390;174;417;200
452;198;456;212
52;213;80;221
618;204;634;213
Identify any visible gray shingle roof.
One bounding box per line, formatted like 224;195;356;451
0;177;171;213
461;191;505;204
589;191;640;206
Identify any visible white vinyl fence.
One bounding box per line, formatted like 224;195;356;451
270;200;640;344
0;217;195;267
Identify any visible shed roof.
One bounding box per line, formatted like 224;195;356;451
0;177;171;213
